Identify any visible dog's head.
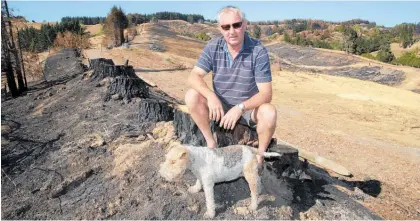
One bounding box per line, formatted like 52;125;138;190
159;144;189;182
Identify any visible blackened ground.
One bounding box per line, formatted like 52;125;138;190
1;52;380;220
267;43;405;86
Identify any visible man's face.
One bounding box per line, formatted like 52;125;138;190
218;11;247;48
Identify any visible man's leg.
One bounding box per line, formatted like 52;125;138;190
185;89;217;148
251;103;277;164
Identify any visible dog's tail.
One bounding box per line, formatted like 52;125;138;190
262;152;282;158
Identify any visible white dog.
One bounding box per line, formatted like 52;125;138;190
159;144;282;218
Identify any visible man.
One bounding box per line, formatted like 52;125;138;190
184;6;277;167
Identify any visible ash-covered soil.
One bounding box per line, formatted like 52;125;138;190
1;50;380;220
267;43;405;86
267;43;360;67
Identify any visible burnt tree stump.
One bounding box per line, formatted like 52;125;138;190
173;107;206;146
89;58;149;102
89;58;114;70
138;98;174;122
90;58;184;104
89;58;115;82
105;66;149;102
173;105;267;148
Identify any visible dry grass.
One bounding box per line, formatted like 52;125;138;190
84;24;103;36
53;31;90;50
111;140;152;176
23;52;44;81
11;19;43;30
270;70;420;219
124;27;138;41
391;41;420;57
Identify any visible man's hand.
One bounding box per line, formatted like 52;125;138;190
207;94;224;122
220;106;242;130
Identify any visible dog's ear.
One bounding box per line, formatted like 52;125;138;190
176;147;188;160
179;152;187;160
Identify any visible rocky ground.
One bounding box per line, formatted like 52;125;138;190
1;49;382;220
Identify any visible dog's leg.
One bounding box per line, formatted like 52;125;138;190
244;159;260;211
202;179;216;218
188;179;202;193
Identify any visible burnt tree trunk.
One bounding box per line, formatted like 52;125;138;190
90;58;183;104
173;107;206;146
4;0;25;92
104;65;149;102
138;98;174;122
89;58;148;102
89;58;114;70
89;58;149;101
89;58;115;81
16;28;27;89
1;14;18;97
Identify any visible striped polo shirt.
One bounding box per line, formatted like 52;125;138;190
195;33;272;106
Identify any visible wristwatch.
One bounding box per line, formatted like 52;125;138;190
236;103;245;113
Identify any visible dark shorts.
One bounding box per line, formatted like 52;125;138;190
220;101;257;129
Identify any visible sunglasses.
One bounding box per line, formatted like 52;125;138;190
220;21;243;31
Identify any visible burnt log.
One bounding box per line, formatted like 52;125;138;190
138;98;174;122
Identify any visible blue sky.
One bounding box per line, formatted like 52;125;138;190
8;1;420;27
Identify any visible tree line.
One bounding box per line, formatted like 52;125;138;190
279;23;419;67
60;11;206;26
61;16;105;25
126;11;205;25
18;20;86;52
248;17;419;68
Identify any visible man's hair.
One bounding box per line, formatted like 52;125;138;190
216;6;246;24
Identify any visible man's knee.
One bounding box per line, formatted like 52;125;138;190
256;103;277;126
185;89;204;105
185;89;207;112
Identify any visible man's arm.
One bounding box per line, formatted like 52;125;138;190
243;46;273;111
188;66;225;122
188;66;213;100
219;82;272;130
241;82;272;111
